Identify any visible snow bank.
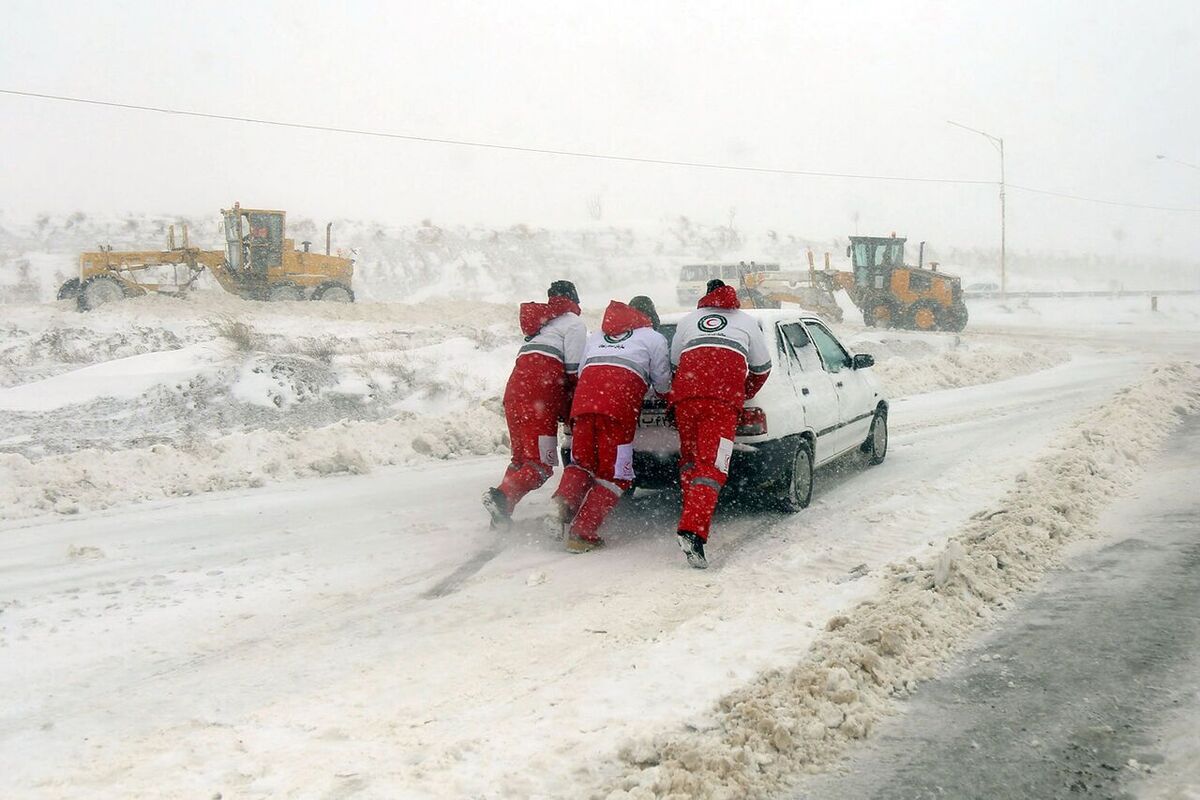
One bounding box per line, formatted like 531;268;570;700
599;362;1200;799
849;332;1068;398
0;407;508;518
0;341;232;412
0;336;1064;519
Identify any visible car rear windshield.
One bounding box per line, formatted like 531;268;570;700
659;323;677;347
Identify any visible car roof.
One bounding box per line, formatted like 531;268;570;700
659;308;824;326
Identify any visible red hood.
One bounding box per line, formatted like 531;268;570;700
600;301;652;336
519;295;581;337
698;284;741;309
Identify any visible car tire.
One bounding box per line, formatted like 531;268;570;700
864;409;888;465
776;437;814;512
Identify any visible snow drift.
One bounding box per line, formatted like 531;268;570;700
598;362;1200;799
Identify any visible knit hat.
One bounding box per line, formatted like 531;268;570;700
627;295;660;330
548;280;580;304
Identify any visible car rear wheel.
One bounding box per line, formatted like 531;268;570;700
777;438;814;512
865;410;888;465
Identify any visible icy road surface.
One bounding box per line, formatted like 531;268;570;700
0;351;1152;799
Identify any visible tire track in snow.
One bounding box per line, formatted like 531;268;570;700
420;541;506;599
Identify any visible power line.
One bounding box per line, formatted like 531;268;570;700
3;87;1198;213
0;88;992;186
1009;183;1198;213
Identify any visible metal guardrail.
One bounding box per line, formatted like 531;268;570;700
965;289;1200;300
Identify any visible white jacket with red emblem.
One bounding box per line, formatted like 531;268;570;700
670;284;772;408
570;301;671;426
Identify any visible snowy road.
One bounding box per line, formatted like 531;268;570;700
0;351;1168;798
797;416;1200;800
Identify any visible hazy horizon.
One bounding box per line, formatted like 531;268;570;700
2;0;1198;259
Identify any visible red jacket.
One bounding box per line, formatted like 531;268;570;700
669;285;772;408
570;301;672;426
503;296;586;419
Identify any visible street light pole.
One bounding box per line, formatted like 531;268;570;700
949;120;1006;295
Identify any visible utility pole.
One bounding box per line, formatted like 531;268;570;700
949;120;1006;295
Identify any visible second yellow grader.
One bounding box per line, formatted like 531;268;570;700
59;202;355;311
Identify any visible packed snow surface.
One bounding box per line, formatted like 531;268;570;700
0;280;1197;799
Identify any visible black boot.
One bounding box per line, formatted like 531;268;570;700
677;531;708;570
482;487;511;529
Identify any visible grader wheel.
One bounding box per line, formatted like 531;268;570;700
77;275;128;311
911;303;939;331
311;282;354;303
864;302;895;328
57;278;81;301
939;302;969;332
266;282;305;302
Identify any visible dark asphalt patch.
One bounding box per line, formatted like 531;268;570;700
799;417;1200;800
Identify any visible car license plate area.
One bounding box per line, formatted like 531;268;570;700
640;409;671;428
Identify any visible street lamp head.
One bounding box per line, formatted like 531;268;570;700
1156;154;1166;160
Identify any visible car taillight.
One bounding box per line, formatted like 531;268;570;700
737;407;768;436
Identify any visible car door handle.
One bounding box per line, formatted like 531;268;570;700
835;381;843;388
801;387;810;395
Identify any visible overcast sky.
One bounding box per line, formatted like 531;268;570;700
1;0;1197;256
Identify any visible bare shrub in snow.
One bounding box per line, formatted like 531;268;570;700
213;319;263;352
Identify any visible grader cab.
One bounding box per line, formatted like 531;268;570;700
60;203;355;311
218;205;354;303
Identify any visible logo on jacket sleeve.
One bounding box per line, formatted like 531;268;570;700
698;314;728;333
603;331;633;343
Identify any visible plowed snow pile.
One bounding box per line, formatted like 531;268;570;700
597;363;1200;800
850;332;1067;397
0;293;1068;520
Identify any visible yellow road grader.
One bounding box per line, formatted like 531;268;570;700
58;203;355;310
831;235;968;331
737;235;968;331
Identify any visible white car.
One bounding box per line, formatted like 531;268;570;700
632;309;888;509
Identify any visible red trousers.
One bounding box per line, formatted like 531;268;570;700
674;398;740;541
553;413;636;541
496;402;559;513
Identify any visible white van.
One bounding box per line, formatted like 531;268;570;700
676;262;780;306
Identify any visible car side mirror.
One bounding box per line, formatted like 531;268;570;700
852;353;874;369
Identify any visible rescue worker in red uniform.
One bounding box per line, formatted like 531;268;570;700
669;280;772;568
484;280;587;528
553;296;671;553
